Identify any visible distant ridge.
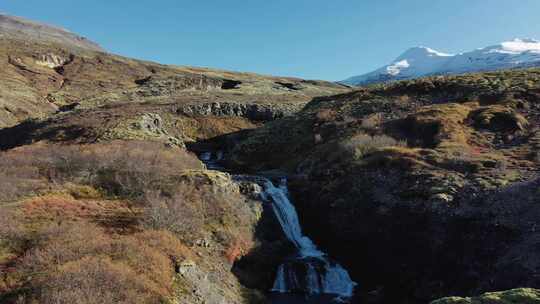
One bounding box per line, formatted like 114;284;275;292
342;39;540;86
0;13;104;52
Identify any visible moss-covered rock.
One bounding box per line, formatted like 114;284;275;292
431;288;540;304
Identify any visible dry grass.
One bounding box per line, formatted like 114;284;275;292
403;103;474;148
342;133;407;160
21;194;136;230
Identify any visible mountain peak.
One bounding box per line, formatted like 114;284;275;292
398;46;453;59
342;39;540;86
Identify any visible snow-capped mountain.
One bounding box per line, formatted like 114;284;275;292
342;39;540;86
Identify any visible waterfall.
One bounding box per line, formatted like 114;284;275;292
198;151;357;300
262;178;357;298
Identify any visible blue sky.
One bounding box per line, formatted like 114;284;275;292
2;0;540;81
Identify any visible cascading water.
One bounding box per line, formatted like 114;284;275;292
261;178;357;299
198;151;357;302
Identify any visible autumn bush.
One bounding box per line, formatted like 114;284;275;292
142;189;203;236
315;108;337;122
38;256;154;304
0;141;202;202
11;221;192;304
0;140;259;303
361;113;383;130
0;207;24;247
141;177;256;247
0;150;44;202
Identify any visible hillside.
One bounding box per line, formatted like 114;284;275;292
0;14;348;129
227;68;540;303
0;37;348;151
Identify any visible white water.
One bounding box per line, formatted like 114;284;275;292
262;178;357;298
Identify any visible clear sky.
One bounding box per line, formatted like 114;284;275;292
2;0;540;81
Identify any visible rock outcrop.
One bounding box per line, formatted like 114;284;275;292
178;101;305;122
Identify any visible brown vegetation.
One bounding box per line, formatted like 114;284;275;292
0;140;202;202
3;221;191;304
0;136;264;303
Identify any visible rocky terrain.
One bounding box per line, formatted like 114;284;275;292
226;68;540;303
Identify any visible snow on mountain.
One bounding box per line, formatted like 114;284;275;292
342;39;540;86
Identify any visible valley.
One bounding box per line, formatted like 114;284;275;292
0;12;539;304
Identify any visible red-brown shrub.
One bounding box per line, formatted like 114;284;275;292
141;189;203;236
21;194;133;225
20;223;112;272
15;222;190;304
141;178;256;249
38;256;158;304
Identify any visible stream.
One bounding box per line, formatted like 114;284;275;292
198;151;357;303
